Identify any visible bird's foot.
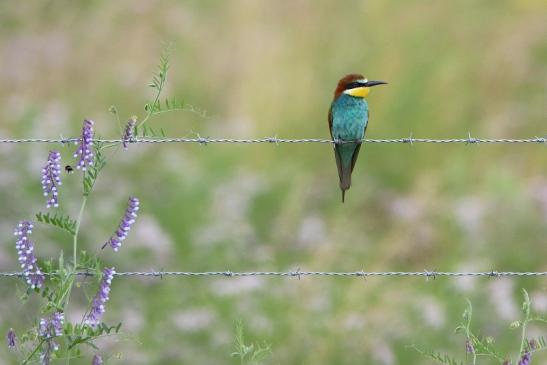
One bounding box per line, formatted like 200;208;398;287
334;138;343;145
354;138;363;145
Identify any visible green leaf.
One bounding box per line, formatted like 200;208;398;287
36;211;76;236
84;341;99;350
510;320;521;329
231;319;272;364
409;345;463;365
67;335;91;350
139;123;168;138
468;333;504;361
78;251;101;273
83;143;106;197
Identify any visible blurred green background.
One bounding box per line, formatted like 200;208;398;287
0;1;546;364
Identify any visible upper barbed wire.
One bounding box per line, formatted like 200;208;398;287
0;136;545;145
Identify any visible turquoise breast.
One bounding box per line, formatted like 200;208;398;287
331;94;369;140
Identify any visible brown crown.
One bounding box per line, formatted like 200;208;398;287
333;74;365;99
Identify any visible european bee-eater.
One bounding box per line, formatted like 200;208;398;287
328;74;387;202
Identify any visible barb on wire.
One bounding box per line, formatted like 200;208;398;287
0;136;545;145
0;270;546;279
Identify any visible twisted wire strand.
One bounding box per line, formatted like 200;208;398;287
1;270;546;279
0;136;545;145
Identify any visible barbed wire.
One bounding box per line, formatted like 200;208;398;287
0;135;545;145
0;270;546;280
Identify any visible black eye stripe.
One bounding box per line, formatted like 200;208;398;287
345;82;365;90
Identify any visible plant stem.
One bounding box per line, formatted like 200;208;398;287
22;338;45;365
60;197;84;312
66;341;72;365
138;85;162;129
519;290;531;356
73;196;88;268
61;195;88;365
519;319;528;356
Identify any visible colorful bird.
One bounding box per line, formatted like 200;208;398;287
328;74;387;202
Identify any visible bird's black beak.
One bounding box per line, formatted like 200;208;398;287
364;80;388;87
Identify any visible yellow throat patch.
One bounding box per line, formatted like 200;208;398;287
344;86;370;98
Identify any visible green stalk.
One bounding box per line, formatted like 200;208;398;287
73;196;87;268
138;82;163;129
64;194;87;312
519;290;531;356
63;195;87;365
519;320;528;356
22;338;45;365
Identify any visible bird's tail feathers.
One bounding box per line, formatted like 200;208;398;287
334;145;352;203
339;167;351;203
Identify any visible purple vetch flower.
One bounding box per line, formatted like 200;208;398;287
465;338;474;354
103;197;139;251
41;150;62;208
6;328;16;349
40;339;57;365
518;352;531;365
14;221;45;289
92;354;103;365
122;118;136;150
85;267;116;326
51;312;64;336
38;312;64;338
74;119;94;170
38;312;64;364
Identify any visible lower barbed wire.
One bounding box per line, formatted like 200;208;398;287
1;270;546;278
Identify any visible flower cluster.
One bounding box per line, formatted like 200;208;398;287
38;312;64;364
104;197;139;251
14;221;45;289
74;119;94;170
122;118;136;150
518;351;531;365
39;312;64;338
6;328;16;349
85;267;116;327
41;150;62;208
92;354;103;365
465;338;474;354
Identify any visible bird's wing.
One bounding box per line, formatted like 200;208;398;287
350;108;368;172
329;103;345;185
334;145;344;181
350;143;361;173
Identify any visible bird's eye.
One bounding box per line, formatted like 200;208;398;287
345;82;365;90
